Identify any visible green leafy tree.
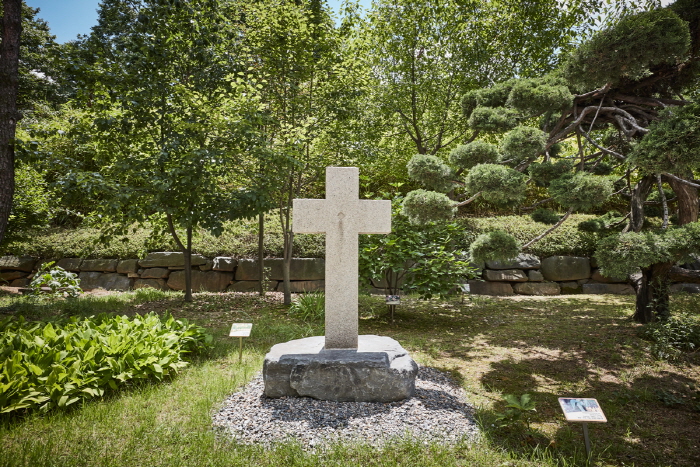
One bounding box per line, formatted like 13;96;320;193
403;1;700;323
81;0;272;301
242;0;362;304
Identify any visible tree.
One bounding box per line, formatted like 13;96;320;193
350;0;605;194
0;0;21;245
243;0;363;304
81;0;272;301
402;1;700;323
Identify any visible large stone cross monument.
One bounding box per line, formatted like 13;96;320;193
293;167;391;349
262;167;418;403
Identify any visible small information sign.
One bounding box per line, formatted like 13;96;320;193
229;323;253;337
558;398;607;422
229;323;253;362
385;295;400;305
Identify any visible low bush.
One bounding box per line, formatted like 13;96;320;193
288;292;325;322
0;313;212;415
641;312;700;361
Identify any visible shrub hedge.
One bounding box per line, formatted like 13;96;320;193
1;214;600;260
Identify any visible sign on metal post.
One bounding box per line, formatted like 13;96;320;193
558;397;607;458
229;323;253;363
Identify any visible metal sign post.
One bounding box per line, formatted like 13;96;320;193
229;323;253;363
557;397;607;460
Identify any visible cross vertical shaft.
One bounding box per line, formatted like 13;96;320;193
293;167;391;349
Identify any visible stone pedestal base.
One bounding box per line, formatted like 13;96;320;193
263;335;418;402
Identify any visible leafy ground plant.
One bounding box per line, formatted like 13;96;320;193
640;311;700;361
0;313;211;414
29;262;81;298
288;291;325;322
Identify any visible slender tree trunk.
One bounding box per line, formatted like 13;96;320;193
665;173;699;225
633;174;698;322
633;262;673;323
184;224;192;302
257;212;265;296
0;0;21;245
629;175;654;233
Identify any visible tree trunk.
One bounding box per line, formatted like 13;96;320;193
665;173;699;225
282;228;293;305
633;261;673;323
629;175;654;233
257;212;265;296
183;224;193;302
0;0;21;245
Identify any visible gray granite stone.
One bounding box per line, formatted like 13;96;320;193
466;280;513;296
80;259;118;272
0;271;28;282
527;270;544;282
0;255;37;272
199;259;213;271
540;256;591;281
140;267;170;279
57;258;82;272
560;281;582;294
484;269;527;282
212;256;236;272
582;283;635;295
79;272;132;291
116;259;139;274
167;270;233;292
670;283;700;294
139;252;207;268
485;254;540;270
263;335;417;402
513;282;560;295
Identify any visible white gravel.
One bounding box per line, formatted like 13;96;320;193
212;366;480;449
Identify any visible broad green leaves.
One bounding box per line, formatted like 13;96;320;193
0;313;211;415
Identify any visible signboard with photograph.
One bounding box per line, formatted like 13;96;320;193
558;397;607;423
385;295;400;305
229;323;253;337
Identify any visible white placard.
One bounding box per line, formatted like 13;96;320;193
229;323;253;337
558;397;607;423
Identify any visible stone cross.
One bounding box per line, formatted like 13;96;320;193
293;167;391;349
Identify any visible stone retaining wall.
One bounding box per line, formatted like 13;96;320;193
2;253;699;296
0;253;325;293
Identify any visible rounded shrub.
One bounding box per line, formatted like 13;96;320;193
407;154;454;192
402;189;457;225
506;78;573;115
468;106;517;132
549;173;615;211
500;125;547;164
531;208;561;225
469;230;519;263
528;159;574;187
449;141;500;170
464;163;528;206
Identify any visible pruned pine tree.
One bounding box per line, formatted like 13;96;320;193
403;0;700;323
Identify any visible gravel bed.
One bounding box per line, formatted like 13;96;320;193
212;366;479;449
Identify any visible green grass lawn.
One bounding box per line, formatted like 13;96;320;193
1;289;698;467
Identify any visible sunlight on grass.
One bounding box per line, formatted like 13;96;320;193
1;291;699;466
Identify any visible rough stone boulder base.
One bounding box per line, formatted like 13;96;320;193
79;272;132;291
167;270;233;292
528;270;544;282
139;252;207;268
671;283;700;294
486;254;540;270
263;335;418;402
540;256;591;281
0;256;36;272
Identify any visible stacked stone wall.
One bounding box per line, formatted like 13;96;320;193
2;253;699;296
